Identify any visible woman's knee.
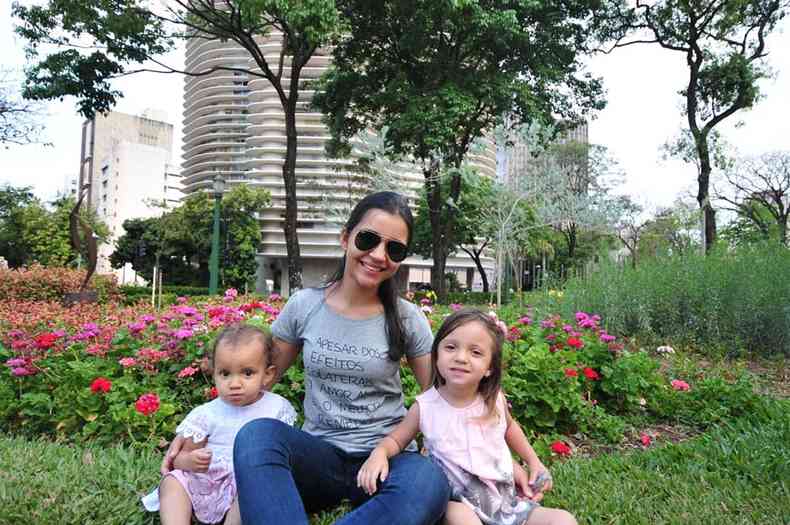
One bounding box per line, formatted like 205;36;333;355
233;418;291;467
394;454;450;508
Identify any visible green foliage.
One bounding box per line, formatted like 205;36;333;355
0;187;108;269
560;243;790;357
111;185;271;289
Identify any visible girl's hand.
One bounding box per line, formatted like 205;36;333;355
160;434;186;475
356;449;389;496
527;464;553;502
513;462;534;500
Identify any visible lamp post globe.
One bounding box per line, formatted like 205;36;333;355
208;175;225;295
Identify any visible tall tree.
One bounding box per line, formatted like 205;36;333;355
13;0;344;291
715;151;790;246
314;0;607;301
412;168;496;293
603;0;790;252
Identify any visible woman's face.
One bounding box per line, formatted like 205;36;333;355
340;209;409;292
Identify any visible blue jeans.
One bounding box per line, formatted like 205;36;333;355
234;418;450;525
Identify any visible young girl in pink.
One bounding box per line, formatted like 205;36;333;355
357;309;577;525
142;324;297;525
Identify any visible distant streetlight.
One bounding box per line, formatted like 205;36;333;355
208;174;225;295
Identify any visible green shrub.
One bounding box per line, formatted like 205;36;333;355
560;243;790;357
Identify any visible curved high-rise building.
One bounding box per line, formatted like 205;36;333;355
182;33;497;294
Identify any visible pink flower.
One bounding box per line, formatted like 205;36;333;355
127;321;146;334
174;328;194;340
518;316;532;325
11;367;35;377
550;441;572;457
564;368;578;378
135;393;160;416
269;293;282;301
671;379;690;391
5;358;27;368
176;296;188;304
575;311;589;323
495;320;508;336
178;366;199;378
582;367;600;380
141;314;156;324
600;333;616;343
90;377;112;394
420;297;432;306
562;324;573;333
640;434;652;447
449;303;463;311
118;357;137;368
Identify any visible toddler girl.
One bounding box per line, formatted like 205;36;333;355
357;309;577;525
142;324;297;525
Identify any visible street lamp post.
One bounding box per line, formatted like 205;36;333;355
208;175;225;295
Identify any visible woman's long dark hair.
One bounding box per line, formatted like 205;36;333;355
326;191;414;361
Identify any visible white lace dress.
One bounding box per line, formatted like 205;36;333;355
141;392;297;524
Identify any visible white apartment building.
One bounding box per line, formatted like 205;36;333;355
78;110;183;283
182;33;497;295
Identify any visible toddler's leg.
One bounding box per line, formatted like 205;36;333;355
443;501;483;525
159;475;193;525
524;507;577;525
224;498;241;525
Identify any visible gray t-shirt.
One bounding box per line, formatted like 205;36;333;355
271;287;433;454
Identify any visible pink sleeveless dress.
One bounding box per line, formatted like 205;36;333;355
416;387;538;525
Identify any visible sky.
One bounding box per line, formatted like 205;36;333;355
1;3;789;212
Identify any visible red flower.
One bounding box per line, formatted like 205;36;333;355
90;377;112;394
550;441;572;457
34;333;58;350
582;367;600;380
566;337;584;349
135;392;161;416
207;386;219;400
564;368;578;378
640;434;652;447
671;379;690;391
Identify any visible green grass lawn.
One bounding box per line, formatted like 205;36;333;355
1;400;787;525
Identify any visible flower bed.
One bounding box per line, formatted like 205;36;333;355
1;291;757;459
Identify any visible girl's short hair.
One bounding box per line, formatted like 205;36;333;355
431;309;505;421
209;323;273;370
326;191;414;361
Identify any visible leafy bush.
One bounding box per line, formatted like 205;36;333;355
0;265;120;303
560;243;790;357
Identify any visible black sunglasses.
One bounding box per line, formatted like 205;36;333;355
354;229;409;263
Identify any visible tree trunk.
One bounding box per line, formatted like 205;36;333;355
461;245;489;293
696;161;717;253
426;165;447;301
282;95;303;292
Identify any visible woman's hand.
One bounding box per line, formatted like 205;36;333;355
177;448;213;473
160;434;186;475
356;449;390;496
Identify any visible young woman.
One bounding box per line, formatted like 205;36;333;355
231;191;449;524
